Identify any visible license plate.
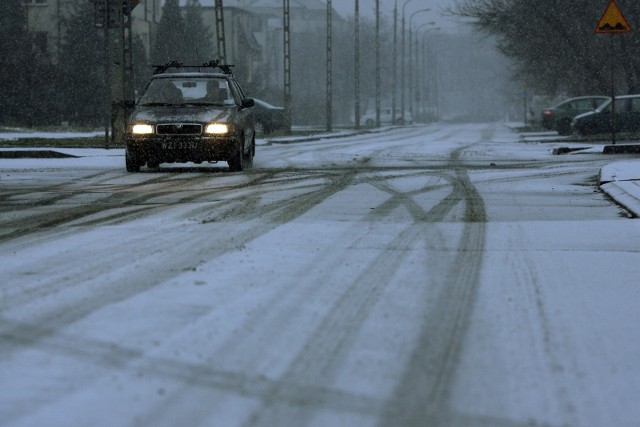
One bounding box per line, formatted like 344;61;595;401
161;141;198;150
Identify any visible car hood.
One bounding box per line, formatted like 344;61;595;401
129;105;234;124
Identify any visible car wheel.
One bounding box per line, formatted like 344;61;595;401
242;137;255;170
228;139;244;172
557;119;572;135
125;150;141;172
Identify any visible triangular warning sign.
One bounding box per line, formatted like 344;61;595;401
595;0;631;33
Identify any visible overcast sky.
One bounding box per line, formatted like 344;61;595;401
330;0;467;32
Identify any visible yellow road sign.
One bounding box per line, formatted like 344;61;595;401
595;0;631;33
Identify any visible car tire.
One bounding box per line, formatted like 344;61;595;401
228;139;244;172
557;119;572;136
242;137;255;170
125;150;141;172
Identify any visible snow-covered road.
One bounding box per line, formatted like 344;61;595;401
1;123;638;427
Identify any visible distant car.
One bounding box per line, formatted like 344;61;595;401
252;99;285;134
362;108;413;127
541;96;610;135
571;94;640;135
124;61;255;172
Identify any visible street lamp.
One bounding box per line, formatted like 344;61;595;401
375;0;381;127
408;11;432;119
400;0;417;124
326;0;332;131
417;26;440;121
412;21;436;119
283;0;291;132
354;0;360;129
401;1;428;123
392;1;398;125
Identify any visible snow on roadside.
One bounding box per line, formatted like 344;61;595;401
0;131;104;140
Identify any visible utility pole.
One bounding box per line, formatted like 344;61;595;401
214;0;227;61
354;0;360;129
94;0;138;148
326;0;333;132
283;0;292;133
392;1;397;125
375;0;380;127
400;1;409;123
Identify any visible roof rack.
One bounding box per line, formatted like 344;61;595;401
152;60;235;76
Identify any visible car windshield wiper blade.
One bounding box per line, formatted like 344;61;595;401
182;102;222;107
140;102;179;106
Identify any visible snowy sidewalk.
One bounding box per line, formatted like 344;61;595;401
600;160;640;217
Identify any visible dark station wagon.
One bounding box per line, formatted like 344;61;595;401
541;96;610;135
125;61;256;172
571;94;640;135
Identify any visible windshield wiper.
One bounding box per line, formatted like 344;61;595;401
140;102;179;106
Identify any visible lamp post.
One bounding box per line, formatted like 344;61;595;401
420;27;440;121
408;10;431;119
283;0;291;133
400;0;418;124
326;0;332;132
354;0;360;129
415;23;438;121
375;0;381;127
392;0;398;125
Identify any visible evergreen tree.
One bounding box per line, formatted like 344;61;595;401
132;34;151;95
183;0;215;64
58;0;106;126
151;0;186;64
0;0;33;124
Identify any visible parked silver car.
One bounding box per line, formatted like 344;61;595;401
362;108;413;127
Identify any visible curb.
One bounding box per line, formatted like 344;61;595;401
0;150;78;159
603;144;640;154
600;181;640;218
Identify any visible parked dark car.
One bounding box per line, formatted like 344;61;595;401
252;99;285;134
541;96;610;135
571;94;640;135
125;61;255;172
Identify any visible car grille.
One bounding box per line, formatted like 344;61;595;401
157;123;202;135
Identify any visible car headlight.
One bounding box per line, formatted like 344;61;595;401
205;123;230;134
132;124;154;135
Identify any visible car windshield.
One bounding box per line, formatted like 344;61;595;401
139;77;235;106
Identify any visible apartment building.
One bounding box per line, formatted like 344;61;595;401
23;0;344;108
23;0;161;63
24;0;336;62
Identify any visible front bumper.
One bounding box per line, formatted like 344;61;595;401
126;135;238;164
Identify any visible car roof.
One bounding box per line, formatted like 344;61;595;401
564;96;609;100
550;95;610;108
615;94;640;99
150;72;230;80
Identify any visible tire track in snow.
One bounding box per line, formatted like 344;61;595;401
0;170;358;356
376;132;490;427
2;124;502;426
241;129;493;426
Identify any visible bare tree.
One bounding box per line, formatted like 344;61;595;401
453;0;640;96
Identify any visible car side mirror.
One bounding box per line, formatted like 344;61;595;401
241;98;255;109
